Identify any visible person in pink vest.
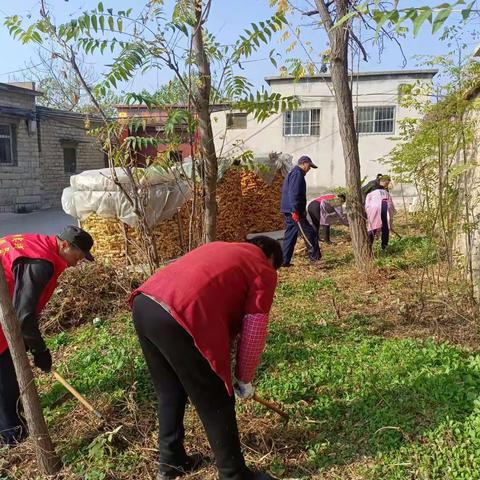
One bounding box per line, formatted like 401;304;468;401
129;236;282;480
365;186;396;249
0;226;94;446
307;193;348;244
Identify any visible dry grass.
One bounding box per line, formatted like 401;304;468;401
41;263;147;334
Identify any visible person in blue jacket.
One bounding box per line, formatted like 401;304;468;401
280;155;321;266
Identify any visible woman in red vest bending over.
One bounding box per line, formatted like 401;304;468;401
130;236;283;480
0;226;94;446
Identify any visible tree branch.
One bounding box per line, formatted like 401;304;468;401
304;2;334;17
350;29;368;61
314;0;335;30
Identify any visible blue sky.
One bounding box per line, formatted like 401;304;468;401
0;0;478;93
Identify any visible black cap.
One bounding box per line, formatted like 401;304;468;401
58;226;94;261
298;155;318;169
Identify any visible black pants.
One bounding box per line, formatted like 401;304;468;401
368;201;390;249
0;349;25;445
307;202;320;236
132;294;253;480
307;202;331;243
282;214;321;265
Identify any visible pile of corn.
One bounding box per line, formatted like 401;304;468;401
81;166;284;264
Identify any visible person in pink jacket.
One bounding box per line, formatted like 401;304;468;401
365;185;396;250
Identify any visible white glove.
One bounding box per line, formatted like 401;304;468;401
234;381;255;399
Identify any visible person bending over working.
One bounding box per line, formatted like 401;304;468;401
307;193;348;244
365;187;396;250
0;226;94;446
361;173;391;203
130;236;283;480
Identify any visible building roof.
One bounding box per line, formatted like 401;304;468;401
0;82;42;96
36;105;103;123
115;103;229;111
265;69;438;85
0;105;36;119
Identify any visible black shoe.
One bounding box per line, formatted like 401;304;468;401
156;453;205;479
281;262;293;268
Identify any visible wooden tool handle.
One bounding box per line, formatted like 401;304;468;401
253;393;289;420
52;371;104;420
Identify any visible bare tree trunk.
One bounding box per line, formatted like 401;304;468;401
315;0;372;270
192;0;218;243
0;264;61;475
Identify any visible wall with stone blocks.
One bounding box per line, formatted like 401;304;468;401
0;90;35;110
0;114;42;213
38;115;105;208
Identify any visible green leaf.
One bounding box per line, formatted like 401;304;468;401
83;14;91;30
462;2;474;20
372;10;389;33
334;10;358;29
432;7;452;34
108;16;114;31
98;2;104;13
117;18;123;32
99;15;105;32
91;15;98;32
413;9;433;36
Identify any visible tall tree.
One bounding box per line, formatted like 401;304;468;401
289;0;373;269
192;0;218;241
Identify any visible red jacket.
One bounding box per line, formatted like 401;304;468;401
0;234;68;354
130;242;277;394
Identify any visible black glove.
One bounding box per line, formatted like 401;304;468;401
33;349;52;373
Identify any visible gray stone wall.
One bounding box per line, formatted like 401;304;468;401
0;90;35;110
0;115;42;213
38;114;105;208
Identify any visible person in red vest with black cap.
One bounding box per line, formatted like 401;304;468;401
130;236;283;480
0;225;94;446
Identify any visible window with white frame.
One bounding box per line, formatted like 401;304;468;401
283;109;320;136
0;124;16;165
356;106;395;134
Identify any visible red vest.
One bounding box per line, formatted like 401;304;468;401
0;234;68;354
130;242;277;395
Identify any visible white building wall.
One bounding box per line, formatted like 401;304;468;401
211;71;435;195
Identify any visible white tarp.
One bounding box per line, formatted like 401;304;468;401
62;167;192;228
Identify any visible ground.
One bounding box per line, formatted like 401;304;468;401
0;209;76;237
1;221;479;480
